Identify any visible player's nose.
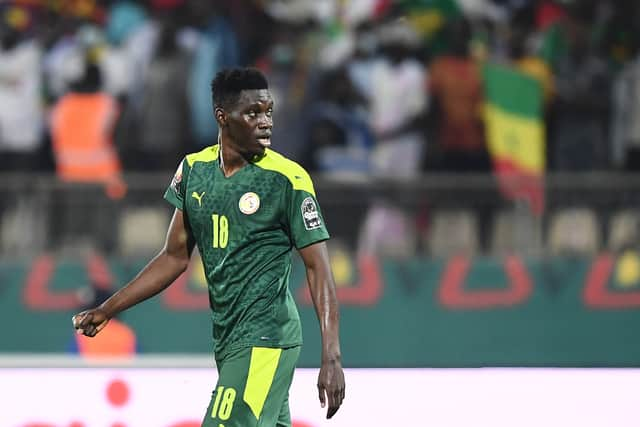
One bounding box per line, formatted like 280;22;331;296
257;113;272;129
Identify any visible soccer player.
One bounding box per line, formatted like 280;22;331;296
72;67;345;426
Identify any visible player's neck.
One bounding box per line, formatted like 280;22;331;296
218;140;250;177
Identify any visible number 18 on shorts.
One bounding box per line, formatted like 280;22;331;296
202;346;300;427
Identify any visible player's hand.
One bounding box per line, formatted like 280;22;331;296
72;308;110;337
317;359;345;419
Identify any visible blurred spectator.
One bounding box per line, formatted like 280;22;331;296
547;4;611;171
367;20;427;177
303;66;373;175
259;22;315;160
48;59;124;254
611;57;640;170
356;20;426;258
42;19;84;101
347;22;379;98
226;0;278;65
186;0;239;147
50;60;125;198
101;1;152;99
428;18;489;172
44;24;121;101
0;6;44;171
122;17;190;171
105;0;148;47
507;27;555;104
593;0;640;71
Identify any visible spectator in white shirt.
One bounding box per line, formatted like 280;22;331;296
0;7;44;171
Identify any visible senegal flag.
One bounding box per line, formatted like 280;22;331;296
482;63;545;215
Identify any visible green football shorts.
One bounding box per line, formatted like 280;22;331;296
201;345;301;427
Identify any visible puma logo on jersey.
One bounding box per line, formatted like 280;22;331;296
191;191;205;207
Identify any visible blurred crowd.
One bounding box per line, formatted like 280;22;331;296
1;0;640;181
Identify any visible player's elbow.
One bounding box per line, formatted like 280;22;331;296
172;254;191;274
160;248;190;275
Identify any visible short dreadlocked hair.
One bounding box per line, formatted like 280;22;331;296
211;67;269;110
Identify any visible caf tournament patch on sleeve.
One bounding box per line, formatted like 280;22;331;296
164;159;187;210
170;163;183;195
301;197;322;230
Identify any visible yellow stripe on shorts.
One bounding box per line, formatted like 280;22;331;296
243;347;282;420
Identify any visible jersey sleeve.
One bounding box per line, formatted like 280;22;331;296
163;158;188;210
285;174;330;249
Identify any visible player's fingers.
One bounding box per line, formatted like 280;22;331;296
317;384;326;408
329;383;346;418
83;323;98;337
72;313;86;329
330;388;339;407
327;402;339;419
325;388;338;418
95;318;109;333
78;313;93;328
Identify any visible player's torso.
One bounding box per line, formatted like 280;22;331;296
184;160;290;273
183;158;301;355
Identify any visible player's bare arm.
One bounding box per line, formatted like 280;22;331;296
72;208;194;336
299;241;345;419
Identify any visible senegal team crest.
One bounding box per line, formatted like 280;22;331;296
239;192;260;214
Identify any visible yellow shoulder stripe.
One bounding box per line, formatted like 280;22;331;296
255;149;316;195
186;145;219;167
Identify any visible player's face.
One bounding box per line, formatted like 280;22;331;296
225;89;274;157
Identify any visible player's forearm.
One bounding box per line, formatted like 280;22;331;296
307;267;342;363
100;249;188;318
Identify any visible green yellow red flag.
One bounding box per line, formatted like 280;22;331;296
483;63;546;215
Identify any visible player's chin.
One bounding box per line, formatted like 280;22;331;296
250;138;269;157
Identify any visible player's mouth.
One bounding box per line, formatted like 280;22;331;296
256;134;271;147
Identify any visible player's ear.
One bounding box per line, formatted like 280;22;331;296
215;107;226;127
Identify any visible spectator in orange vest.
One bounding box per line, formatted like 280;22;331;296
50;59;127;199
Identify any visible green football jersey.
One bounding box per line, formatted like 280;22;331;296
164;145;329;359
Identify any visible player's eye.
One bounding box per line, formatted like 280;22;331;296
247;110;257;118
266;109;273;118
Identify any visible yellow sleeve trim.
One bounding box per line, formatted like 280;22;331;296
255;149;316;195
186;145;220;167
243;347;282;421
